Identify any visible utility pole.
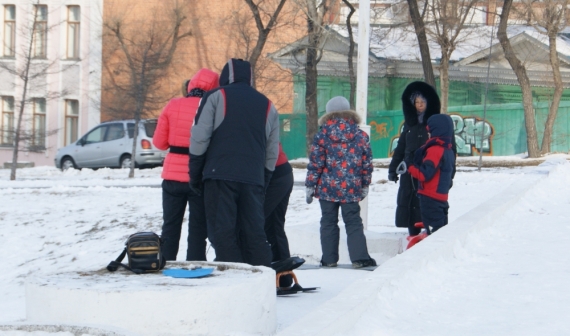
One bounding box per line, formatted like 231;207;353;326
356;0;370;229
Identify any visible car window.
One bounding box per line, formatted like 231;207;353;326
84;126;107;144
127;123;135;138
144;121;157;138
105;123;125;141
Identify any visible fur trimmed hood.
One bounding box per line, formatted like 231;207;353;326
318;110;361;126
401;81;441;127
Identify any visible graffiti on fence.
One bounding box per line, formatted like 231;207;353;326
450;114;493;155
389;115;494;156
369;120;393;140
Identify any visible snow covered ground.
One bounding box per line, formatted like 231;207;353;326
1;155;569;335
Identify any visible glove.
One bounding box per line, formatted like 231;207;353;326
388;172;399;183
189;180;203;196
361;186;369;199
305;186;315;204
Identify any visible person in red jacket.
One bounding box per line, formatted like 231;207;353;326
153;68;219;261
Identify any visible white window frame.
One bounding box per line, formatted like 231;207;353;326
66;5;80;59
64;99;78;145
3;5;15;57
1;96;15;146
32;98;46;148
33;5;48;58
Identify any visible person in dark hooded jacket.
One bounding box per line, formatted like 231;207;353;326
189;58;280;267
407;114;455;234
388;81;455;236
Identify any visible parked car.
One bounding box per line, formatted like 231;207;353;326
55;119;167;170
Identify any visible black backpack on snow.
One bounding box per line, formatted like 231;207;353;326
107;232;166;274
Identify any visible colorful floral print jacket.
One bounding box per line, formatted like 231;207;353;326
305;110;373;203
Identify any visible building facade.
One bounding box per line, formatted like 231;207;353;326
0;0;102;167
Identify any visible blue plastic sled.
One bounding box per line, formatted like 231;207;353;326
163;267;215;279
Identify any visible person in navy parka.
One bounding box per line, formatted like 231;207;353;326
189;59;280;267
407;114;455;234
305;96;376;268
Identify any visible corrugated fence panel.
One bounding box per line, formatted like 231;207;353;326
280;101;570;159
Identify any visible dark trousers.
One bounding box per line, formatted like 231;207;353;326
264;172;293;263
265;172;293;288
418;194;449;234
161;180;208;261
204;179;271;267
319;200;371;264
396;172;423;236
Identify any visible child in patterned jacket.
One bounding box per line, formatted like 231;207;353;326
305;96;376;268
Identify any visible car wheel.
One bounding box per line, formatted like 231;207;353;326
120;154;132;169
61;157;77;171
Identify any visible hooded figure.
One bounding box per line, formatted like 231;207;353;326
153;68;219;261
388;81;453;236
189;58;280;267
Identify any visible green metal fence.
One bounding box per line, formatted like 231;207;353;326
279;101;570;159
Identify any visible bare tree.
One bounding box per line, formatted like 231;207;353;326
0;2;70;180
523;0;569;154
292;0;340;154
342;0;356;109
426;0;479;113
497;0;540;157
407;0;436;86
103;1;193;178
244;0;289;88
221;1;300;113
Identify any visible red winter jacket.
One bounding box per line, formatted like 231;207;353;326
153;68;219;182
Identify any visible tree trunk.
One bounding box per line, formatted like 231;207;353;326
244;0;288;89
497;0;540;158
342;0;356;109
439;54;449;114
248;32;268;88
305;17;320;156
407;0;436;87
541;33;563;154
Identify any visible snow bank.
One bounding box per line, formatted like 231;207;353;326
26;261;276;336
278;162;555;335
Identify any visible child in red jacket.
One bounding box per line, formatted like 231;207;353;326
407;114;455;234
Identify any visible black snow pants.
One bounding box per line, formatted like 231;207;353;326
418;194;449;234
160;180;208;261
319;200;371;264
264;170;294;287
204;179;271;267
395;172;423;236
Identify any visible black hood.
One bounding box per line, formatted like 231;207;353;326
401;81;441;127
219;58;253;86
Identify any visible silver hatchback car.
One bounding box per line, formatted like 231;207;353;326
55;119;167;170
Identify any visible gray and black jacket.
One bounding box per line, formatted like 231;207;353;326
189;59;280;187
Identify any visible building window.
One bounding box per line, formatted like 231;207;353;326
3;5;15;57
33;5;47;58
1;96;14;146
32;98;46;148
64;99;78;145
66;6;80;59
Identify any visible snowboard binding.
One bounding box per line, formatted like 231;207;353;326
271;256;319;295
